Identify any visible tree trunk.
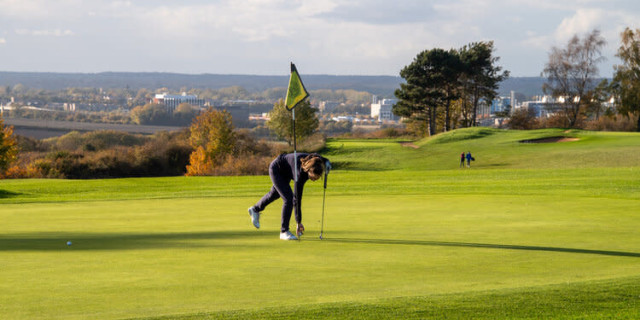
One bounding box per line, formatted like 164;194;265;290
472;97;479;127
433;106;438;135
569;103;581;128
428;106;437;136
444;99;451;132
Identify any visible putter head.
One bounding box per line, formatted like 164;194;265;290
319;234;323;240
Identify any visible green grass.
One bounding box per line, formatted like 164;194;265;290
1;128;640;319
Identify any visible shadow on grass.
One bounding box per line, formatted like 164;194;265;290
0;230;272;251
319;237;640;258
0;189;21;199
332;161;388;171
481;163;509;168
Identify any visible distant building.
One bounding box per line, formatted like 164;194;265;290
490;97;511;114
64;103;76;112
370;97;398;122
332;116;354;122
153;93;205;113
319;101;340;114
249;113;270;121
518;96;562;117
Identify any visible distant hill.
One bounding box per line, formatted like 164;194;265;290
497;77;545;97
0;71;546;98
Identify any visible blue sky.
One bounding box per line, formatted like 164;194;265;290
0;0;638;77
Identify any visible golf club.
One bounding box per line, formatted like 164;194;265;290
319;168;328;240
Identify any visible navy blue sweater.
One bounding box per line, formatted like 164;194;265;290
274;152;329;222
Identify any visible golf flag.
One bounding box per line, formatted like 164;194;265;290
285;63;309;110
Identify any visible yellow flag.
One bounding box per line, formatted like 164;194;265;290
285;63;309;110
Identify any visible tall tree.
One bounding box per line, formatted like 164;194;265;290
394;48;462;136
459;41;509;127
267;99;318;146
542;29;606;128
612;27;640;131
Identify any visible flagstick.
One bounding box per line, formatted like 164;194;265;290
292;108;300;239
285;62;308;240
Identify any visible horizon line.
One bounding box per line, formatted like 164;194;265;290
0;70;546;78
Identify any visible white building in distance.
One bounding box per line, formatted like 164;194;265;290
153;93;205;113
370;97;398;122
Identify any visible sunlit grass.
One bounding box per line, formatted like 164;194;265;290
1;128;639;319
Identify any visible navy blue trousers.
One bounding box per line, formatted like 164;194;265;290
253;157;297;233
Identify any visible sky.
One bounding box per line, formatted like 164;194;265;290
0;0;639;77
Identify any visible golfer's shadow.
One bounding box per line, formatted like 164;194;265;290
319;237;640;258
0;189;20;199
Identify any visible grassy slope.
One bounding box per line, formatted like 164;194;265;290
1;128;640;319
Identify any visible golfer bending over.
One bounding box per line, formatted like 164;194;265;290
248;153;331;240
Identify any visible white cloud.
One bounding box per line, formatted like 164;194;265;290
554;8;606;42
15;29;74;37
0;0;85;19
0;38;6;44
521;32;550;50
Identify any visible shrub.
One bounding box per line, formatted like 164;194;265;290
210;153;271;176
508;108;539;129
17;130;192;179
49;130;148;152
585;113;639;131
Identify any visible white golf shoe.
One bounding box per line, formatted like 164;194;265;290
280;231;298;241
248;207;260;229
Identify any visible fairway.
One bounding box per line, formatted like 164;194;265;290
2;128;640;319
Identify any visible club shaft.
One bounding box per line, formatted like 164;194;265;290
320;171;328;238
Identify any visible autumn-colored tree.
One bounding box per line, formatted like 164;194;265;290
0;115;18;177
186;108;235;175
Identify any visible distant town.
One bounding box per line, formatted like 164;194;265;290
0;72;599;139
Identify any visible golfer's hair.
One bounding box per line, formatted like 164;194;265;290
301;154;324;180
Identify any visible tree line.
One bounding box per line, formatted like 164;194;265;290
394;27;640;133
0;85;373;111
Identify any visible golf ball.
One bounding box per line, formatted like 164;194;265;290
66;241;72;246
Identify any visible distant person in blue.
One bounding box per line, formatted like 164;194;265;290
248;153;331;241
460;152;465;168
466;151;474;168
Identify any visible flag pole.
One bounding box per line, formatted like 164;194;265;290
292;107;298;236
285;62;308;238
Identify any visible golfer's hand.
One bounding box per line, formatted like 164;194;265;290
296;223;305;236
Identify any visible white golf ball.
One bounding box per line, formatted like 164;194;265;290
66;241;72;246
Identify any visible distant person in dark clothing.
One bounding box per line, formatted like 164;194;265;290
460;152;465;168
466;151;474;167
248;153;331;240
